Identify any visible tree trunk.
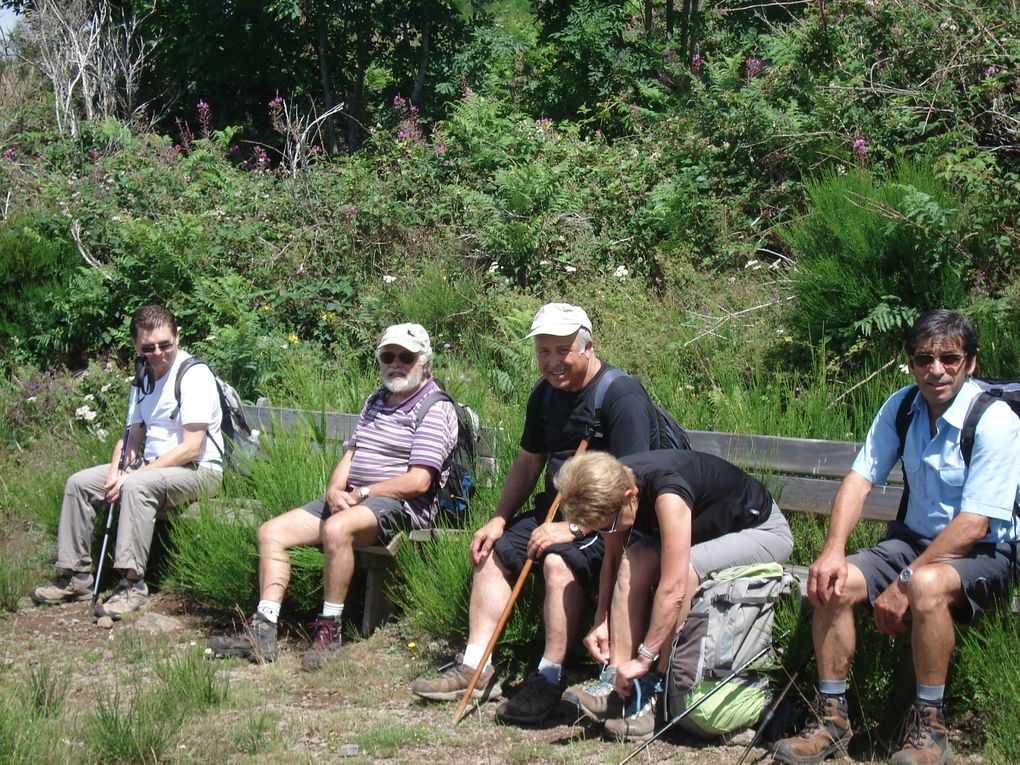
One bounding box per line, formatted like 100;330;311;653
314;1;339;155
411;15;430;107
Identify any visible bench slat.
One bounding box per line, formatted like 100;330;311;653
771;476;901;522
687;430;904;484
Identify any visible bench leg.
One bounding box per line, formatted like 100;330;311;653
361;558;396;637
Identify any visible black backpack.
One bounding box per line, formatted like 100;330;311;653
541;366;691;450
894;379;1020;521
172;357;258;472
413;387;482;523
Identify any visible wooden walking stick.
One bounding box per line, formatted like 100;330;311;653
451;436;593;724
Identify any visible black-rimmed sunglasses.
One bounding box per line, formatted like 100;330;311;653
378;350;418;365
139;340;175;354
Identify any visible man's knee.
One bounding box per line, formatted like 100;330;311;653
906;564;962;614
541;553;578;590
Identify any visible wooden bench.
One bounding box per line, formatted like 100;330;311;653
212;401;498;636
685;429;902;597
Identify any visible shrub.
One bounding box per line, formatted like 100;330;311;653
783;162;971;359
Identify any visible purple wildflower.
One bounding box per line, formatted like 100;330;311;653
268;93;286;132
2;147;14;161
196;100;212;138
745;56;763;80
666;49;677;60
342;205;356;218
691;52;703;77
434;144;447;156
853;136;869;161
985;65;1000;77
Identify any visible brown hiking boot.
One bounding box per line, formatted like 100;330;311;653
602;671;663;743
561;671;625;723
411;660;502;702
206;613;279;662
890;704;953;765
495;672;564;725
773;693;852;765
300;615;342;671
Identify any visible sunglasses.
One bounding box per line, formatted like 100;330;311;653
378;350;418;365
911;352;966;370
139;340;175;354
597;511;620;535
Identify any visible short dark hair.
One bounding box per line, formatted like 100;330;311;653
130;304;177;340
905;309;978;358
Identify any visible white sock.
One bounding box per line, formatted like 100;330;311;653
256;600;281;624
537;657;561;685
322;601;344;618
463;644;491;670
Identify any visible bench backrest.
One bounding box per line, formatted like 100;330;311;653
686;430;902;522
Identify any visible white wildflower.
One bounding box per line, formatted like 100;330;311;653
564;265;577;273
101;383;111;393
614;265;629;278
27;396;37;402
94;428;108;440
488;262;499;273
84;393;95;401
382;274;397;284
899;364;910;374
75;405;98;422
745;259;761;270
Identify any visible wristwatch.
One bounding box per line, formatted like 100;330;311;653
637;643;660;662
898;567;913;584
568;522;584;540
358;485;371;500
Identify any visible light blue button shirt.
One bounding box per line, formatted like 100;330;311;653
852;379;1020;544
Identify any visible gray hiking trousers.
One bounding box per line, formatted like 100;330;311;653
56;462;222;578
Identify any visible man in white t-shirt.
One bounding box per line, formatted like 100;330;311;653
31;304;223;620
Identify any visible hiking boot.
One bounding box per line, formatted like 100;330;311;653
890;704;953;765
495;672;565;725
603;671;663;743
206;613;279;662
411;661;502;702
30;572;93;605
93;579;149;620
773;693;852;765
300;615;342;671
561;668;625;723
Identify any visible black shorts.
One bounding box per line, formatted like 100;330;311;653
848;522;1018;624
492;500;605;584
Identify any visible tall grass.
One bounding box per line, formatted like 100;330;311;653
84;689;186;765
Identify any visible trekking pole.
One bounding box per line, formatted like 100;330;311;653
617;643;773;765
451;435;593;724
734;649;813;765
91;382;140;607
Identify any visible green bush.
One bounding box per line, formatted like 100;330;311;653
783;163;971;359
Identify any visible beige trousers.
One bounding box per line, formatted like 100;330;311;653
56;462;222;578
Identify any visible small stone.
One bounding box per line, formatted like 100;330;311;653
131;613;185;634
97;616;114;629
338;744;359;756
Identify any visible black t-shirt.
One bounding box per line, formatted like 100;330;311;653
623;450;774;543
520;364;660;496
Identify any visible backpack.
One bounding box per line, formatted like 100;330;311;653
664;562;795;738
894;379;1020;521
172;357;259;473
413;387;482;523
540;366;691;450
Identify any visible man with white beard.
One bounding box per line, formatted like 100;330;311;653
207;324;458;670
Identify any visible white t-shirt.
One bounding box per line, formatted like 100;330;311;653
129;350;224;470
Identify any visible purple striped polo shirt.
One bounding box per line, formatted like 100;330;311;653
346;378;458;528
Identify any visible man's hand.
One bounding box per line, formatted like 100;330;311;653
613;656;653;698
526;521;574;560
583;621;611;664
807;549;849;608
470;517;507;567
872;580;910;636
325;484;355;514
104;473;125;504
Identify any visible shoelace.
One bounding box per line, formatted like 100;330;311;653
899;706;936;749
307;618;340;645
624;672;663;718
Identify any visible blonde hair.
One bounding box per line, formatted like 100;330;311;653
554;451;635;527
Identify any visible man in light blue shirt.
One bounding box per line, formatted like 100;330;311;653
774;309;1019;765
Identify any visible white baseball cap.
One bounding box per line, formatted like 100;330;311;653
526;303;592;338
377;323;432;355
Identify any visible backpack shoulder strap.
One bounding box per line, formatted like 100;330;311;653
894;385;919;524
171;356;208;420
960;389;1014;466
414;389;455;429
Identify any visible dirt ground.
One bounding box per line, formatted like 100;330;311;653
0;591;991;765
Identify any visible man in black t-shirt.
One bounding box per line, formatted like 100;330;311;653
556;450;794;742
411;303;663;725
